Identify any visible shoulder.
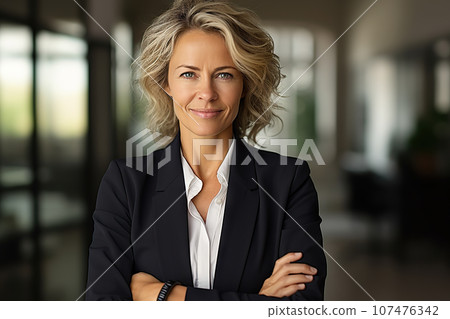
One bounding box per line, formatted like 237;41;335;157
241;139;310;175
110;143;171;177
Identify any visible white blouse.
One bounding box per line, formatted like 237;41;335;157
180;139;236;289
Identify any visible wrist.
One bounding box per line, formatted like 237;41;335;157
166;285;187;301
132;282;164;301
156;281;183;301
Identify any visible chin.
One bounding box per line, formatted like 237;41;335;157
183;124;233;139
192;129;226;138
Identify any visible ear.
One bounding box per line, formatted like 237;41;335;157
164;83;172;97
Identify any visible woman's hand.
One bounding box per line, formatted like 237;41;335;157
258;252;317;298
130;272;164;301
130;272;187;301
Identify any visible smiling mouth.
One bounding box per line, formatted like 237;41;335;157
189;109;223;119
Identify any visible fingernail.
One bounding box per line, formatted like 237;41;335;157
295;252;302;257
298;284;305;289
305;275;313;280
310;267;317;273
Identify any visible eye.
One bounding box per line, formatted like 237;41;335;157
217;72;233;80
180;72;195;79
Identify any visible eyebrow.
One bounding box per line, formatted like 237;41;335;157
175;65;238;72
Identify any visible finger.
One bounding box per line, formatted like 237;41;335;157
281;274;314;287
282;263;318;276
268;274;312;294
273;252;303;273
263;273;313;298
272;263;317;282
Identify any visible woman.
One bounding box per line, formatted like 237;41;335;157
86;0;326;301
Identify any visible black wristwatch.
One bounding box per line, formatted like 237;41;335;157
156;280;181;301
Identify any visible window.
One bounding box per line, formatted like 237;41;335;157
258;24;337;162
0;3;88;300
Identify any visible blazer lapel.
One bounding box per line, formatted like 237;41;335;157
152;132;193;286
150;130;261;291
213;136;259;291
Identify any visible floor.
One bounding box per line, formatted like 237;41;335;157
313;164;450;301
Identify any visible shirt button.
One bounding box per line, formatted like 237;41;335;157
215;198;223;205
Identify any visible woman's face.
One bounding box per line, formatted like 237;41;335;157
166;29;244;140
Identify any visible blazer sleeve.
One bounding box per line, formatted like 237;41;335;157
185;162;326;301
85;160;134;300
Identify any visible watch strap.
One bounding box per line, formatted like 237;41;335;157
156;280;180;301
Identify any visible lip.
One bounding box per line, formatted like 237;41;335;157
189;109;223;119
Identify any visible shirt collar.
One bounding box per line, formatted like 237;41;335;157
181;138;236;192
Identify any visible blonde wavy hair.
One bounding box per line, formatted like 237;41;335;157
137;0;283;143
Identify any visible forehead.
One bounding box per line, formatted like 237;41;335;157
170;29;234;65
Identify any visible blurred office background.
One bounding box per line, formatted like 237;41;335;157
0;0;449;300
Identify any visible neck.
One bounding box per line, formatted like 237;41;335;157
180;125;233;180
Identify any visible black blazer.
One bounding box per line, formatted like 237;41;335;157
86;131;326;300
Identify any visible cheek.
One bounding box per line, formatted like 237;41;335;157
229;85;245;108
169;83;195;105
232;79;244;100
218;81;243;98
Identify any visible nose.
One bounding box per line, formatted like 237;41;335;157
197;78;218;102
